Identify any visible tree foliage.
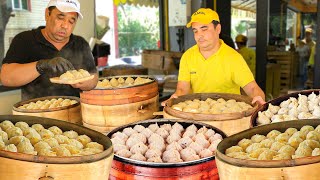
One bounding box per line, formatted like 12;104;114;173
117;5;159;57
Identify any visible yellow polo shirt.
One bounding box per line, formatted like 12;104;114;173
178;40;254;94
238;47;256;77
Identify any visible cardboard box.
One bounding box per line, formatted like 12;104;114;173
142;50;183;71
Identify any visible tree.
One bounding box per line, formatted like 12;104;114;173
0;0;12;63
117;5;159;57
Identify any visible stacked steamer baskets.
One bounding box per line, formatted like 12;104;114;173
251;90;320;126
12;96;82;124
0;115;113;180
215;119;320;180
163;93;259;136
107;119;227;180
80;75;159;133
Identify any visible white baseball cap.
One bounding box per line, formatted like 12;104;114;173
47;0;83;19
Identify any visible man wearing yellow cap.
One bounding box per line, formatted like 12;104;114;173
162;8;265;105
235;34;256;77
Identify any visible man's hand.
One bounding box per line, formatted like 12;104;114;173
161;94;178;106
252;96;265;105
36;57;74;76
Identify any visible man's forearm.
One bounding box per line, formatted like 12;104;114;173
1;62;40;87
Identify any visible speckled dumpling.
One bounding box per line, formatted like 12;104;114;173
6;127;23;139
0;120;15;131
43;137;59;148
17;140;36;155
15;121;29;132
54;135;70;144
77;135;92;146
85;142;104;151
9;136;30;146
63;130;79;139
48;126;63;135
39;129;54;139
34;141;51;152
52;146;72;156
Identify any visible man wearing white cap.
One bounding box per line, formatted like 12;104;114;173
162;8;265;106
1;0;98;100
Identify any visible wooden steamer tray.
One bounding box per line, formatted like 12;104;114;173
80;75;159;133
0;115;113;180
216;119;320;180
12;96;82;124
164;93;259;136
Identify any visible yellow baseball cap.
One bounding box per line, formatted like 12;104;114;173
186;8;220;28
235;34;247;43
306;27;313;33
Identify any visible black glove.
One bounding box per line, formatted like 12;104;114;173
36;57;75;75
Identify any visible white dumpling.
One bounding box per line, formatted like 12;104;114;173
298;112;313;120
208;139;222;152
297;104;309;113
180;147;199;161
288;99;299;109
130;153;146;161
130;142;148;155
116;149;132;158
257;112;271;125
277;107;289;115
268;104;280;114
166;141;183;151
280;99;290;108
145;148;162;159
271;114;284;123
288;107;299;118
162;149;182;163
130;133;147;144
133;125;145;133
113;144;128;153
308;92;317;101
313;106;320;118
298;94;308;104
111;132;128;141
178;136;193;148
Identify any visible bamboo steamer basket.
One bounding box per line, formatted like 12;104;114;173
164;93;259;136
80;76;159;133
216;119;320;180
107;119;227;180
12;96;82;125
251;89;320;127
0;115;113;180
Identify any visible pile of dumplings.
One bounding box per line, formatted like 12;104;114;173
0;120;104;156
18;98;78;110
171;98;252;114
111;122;223;163
257;92;320;125
59;69;91;81
225;125;320;160
96;76;153;89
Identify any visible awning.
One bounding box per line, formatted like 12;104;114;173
113;0;159;7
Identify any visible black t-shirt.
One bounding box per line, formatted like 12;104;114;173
3;27;97;100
